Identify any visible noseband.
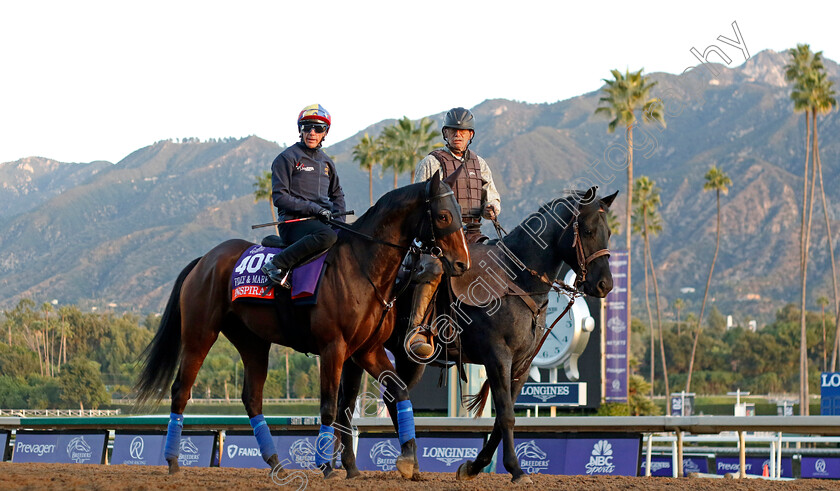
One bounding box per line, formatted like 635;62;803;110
420;179;458;258
571;218;610;289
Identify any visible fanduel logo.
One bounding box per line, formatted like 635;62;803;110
421;446;478;466
227;444;260;459
585;440;615;475
17;442;56;456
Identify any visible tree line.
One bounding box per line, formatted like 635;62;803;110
0;300;322;409
596;44;836;413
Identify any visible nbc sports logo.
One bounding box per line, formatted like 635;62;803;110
585;440;615;474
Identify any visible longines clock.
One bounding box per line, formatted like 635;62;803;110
531;270;595;381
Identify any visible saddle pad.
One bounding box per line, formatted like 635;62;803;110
230;244;327;302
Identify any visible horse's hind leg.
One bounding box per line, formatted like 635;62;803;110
336;360;364;479
356;348;418;480
222;324;282;475
165;324;220;474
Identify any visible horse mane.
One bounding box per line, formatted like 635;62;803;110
348;182;426;234
502;190;592;244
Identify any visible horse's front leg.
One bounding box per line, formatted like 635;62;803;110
336;359;365;479
314;341;348;480
357;347;418;480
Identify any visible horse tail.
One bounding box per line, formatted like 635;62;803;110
462;380;491;418
134;257;201;410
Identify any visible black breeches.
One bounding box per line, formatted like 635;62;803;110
271;219;337;270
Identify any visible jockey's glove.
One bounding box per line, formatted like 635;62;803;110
317;208;332;223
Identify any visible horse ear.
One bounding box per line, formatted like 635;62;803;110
442;164;464;187
430;169;442;191
582;186;598;204
601;190;619;208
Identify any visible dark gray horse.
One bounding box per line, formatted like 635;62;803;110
335;187;617;483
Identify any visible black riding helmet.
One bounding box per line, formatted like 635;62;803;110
442;107;475;149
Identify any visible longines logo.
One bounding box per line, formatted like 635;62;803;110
421;446;478;466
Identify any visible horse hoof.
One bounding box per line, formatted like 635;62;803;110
322;465;340;480
345;468;361;479
456;461;476;481
167;458;180;475
512;474;533;485
396;455;414;479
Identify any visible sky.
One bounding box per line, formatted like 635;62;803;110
1;0;839;165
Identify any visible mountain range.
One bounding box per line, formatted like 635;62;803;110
1;49;838;325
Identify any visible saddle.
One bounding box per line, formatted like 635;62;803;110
229;239;328;304
448;244;542;317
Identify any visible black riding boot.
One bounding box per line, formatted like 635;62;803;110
262;259;291;289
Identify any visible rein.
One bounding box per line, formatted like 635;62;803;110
489;204;610;382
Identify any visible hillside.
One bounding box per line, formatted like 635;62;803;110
1;49;839;323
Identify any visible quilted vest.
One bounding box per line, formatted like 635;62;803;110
431;149;483;219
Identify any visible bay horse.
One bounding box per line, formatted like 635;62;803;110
134;171;470;479
335;187;617;483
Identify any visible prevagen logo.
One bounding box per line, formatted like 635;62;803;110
17;442;56;456
514;440;549;474
370;440;400;471
643;460;670;473
66;436;93;463
421;446;478;466
585;440;615;475
178;437;200;466
718;461;751;472
290;438;316;468
129;436;145;460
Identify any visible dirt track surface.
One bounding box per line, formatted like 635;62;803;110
1;463;839;490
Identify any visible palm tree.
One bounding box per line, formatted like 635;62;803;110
633;176;668;404
686;166;731;393
595;68;665;394
606;208;621;236
673;298;685;336
352;132;381;207
817;295;830;371
380;117;442;189
253;171;277;235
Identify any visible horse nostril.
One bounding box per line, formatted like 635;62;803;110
455;261;468;273
598;279;609;293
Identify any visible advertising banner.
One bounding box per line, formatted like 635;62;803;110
639;456;709;476
821;372;840;415
111;431;215;467
604;251;629;402
494;437;565;475
802;457;840;479
1;430;9;461
357;434;484;473
13;431;107;464
517;383;585;406
563;436;640;476
715;456;792;477
222;432;321;470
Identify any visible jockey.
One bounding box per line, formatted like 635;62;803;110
414;107;501;244
262;104;346;288
406;107;502;359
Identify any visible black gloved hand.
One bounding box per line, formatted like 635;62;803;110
317;208;332;223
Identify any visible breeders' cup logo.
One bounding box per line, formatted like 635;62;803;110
585;440;615;475
66;436;93;463
290;438;316;468
370;440;400;471
177;437;200;466
129;436;145;460
514;440;549;474
421;446;479;466
607;316;626;333
815;458;828;474
684;458;701;473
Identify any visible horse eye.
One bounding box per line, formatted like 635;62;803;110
437;213;450;223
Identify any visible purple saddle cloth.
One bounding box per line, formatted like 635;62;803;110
230;244;327;303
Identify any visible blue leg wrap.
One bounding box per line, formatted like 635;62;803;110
396;400;415;445
250;414;278;462
164;412;184;461
315;424;335;467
